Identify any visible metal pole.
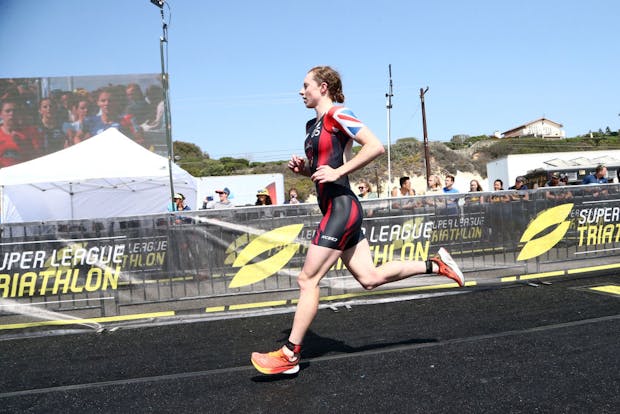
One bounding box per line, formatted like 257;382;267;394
386;64;393;195
420;86;431;185
155;4;176;206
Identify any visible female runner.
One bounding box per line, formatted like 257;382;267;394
251;66;464;375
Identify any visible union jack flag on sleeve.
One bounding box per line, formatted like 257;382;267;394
330;107;365;138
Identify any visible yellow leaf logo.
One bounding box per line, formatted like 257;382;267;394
228;224;303;288
224;233;255;265
517;203;573;261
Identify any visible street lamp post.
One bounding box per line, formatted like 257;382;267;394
150;0;175;204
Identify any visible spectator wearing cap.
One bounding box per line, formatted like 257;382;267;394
213;187;234;209
545;172;561;188
169;193;190;212
255;188;273;206
507;176;531;234
509;176;529;201
545;172;572;202
167;192;192;225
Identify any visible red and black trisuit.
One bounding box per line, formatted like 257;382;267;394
304;106;367;251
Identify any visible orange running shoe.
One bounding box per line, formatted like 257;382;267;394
431;247;465;287
251;347;300;375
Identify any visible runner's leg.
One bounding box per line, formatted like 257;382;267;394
342;238;429;290
288;244;342;344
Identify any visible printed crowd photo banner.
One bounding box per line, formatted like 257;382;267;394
1;185;619;329
0;73;166;168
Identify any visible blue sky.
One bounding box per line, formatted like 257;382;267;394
1;0;618;161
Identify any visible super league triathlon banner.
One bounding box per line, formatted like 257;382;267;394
1;186;619;303
0;73;166;168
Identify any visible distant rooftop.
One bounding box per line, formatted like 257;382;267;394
543;155;620;168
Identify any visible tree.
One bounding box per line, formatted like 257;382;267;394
174;141;204;160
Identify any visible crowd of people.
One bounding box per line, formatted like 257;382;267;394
184;165;612;214
0;78;165;168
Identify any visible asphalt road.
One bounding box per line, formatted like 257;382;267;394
0;274;618;413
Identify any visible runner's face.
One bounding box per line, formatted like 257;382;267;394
299;72;323;109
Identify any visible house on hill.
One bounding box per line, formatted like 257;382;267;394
502;118;565;139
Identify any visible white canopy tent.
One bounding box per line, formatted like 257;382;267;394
0;128;196;223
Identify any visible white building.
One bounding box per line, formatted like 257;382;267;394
486;150;620;188
502;118;565;139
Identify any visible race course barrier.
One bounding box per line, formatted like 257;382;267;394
1;184;619;332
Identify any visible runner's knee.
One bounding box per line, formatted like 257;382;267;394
297;271;319;291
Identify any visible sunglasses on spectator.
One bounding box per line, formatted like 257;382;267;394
358;186;366;190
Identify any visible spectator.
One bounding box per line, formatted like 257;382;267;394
422;174;443;208
465;179;485;204
168;193;190;212
213;187;234;209
201;195;215;209
425;174;442;194
58;91;73;123
141;85;165;132
0;98;39;166
125;83;149;125
582;164;608;198
443;174;459;194
168;193;192;225
545;172;560;187
509;176;529;201
358;180;377;199
0;99;22;167
255;188;273;205
442;174;459;214
391;176;415;197
391;176;418;209
63;96;91;145
84;86;144;144
582;164;608;185
489;179;510;203
508;176;531;234
284;187;301;204
37;97;67;153
545;172;572;202
488;179;510;242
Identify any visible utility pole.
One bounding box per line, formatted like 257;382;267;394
385;64;394;194
420;86;431;185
